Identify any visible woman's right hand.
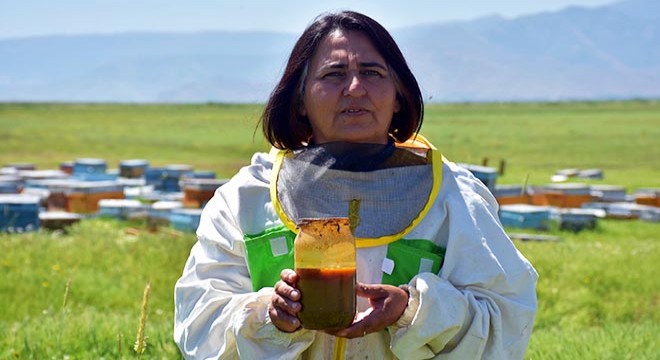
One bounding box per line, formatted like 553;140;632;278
269;269;303;332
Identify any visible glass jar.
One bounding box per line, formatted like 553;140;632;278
294;217;356;330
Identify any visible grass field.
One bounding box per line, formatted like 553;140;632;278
1;101;659;189
1;101;659;359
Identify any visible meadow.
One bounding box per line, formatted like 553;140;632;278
0;101;659;359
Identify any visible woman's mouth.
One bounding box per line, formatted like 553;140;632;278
342;107;367;115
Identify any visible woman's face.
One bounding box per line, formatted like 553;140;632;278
301;30;400;144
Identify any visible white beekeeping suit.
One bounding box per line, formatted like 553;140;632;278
174;136;538;359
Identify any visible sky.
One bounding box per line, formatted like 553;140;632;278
0;0;620;39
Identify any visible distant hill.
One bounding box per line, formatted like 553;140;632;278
1;0;658;103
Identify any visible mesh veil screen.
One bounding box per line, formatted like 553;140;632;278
277;142;433;238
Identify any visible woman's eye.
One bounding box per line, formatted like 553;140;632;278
323;72;344;78
362;70;383;77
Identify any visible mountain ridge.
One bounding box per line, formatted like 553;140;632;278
1;0;658;103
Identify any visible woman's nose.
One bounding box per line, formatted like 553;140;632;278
343;74;366;97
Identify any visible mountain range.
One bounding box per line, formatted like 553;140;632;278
1;0;658;103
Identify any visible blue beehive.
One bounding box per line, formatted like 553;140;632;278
551;208;601;232
640;207;660;222
73;158;107;175
145;167;166;190
0;175;23;194
139;191;184;204
119;159;149;179
162;164;194;192
170;208;203;233
0;194;40;233
186;170;216;179
459;163;498;193
98;199;147;220
145;165;193;192
71;173;118;182
494;184;525;198
590;185;627;203
499;204;551;230
147;200;183;229
544;183;591;195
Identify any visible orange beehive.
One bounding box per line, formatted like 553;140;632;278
64;181;125;214
539;183;592;208
634;189;660;207
542;193;593;208
182;178;228;208
494;185;531;205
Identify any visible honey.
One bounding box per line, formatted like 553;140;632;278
294;217;356;330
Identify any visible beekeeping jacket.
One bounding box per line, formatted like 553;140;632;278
174;136;538;359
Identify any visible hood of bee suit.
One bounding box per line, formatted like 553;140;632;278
271;139;440;244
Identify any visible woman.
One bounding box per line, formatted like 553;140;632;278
174;11;537;359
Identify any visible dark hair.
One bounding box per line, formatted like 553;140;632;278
261;11;424;150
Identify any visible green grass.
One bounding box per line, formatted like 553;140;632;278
0;103;269;178
1;100;658;188
421;101;660;190
517;220;659;359
0;219;191;359
0;218;657;358
1;101;659;358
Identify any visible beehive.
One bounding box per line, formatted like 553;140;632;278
66;181;125;214
146;164;193;192
39;211;83;231
0;175;23;194
0;194;40;233
459;163;498;192
59;161;74;174
73;158;107;175
634;188;660;207
4;163;36;171
147;200;183;230
541;183;592;208
590;185;627;203
551;208;602;232
185;170;216;179
98;199;146;220
499;204;551;230
119;159;149;178
494;184;530;205
170;208;203;233
182;178;227;208
23;178;75;211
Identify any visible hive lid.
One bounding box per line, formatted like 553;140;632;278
98;199;144;208
39;211;84;220
500;204;552;213
0;194;40;204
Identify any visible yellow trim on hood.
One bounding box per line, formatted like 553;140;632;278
270;134;443;248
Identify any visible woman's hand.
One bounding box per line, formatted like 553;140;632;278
268;269;303;332
326;283;409;339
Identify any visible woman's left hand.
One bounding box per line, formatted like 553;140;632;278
325;282;409;339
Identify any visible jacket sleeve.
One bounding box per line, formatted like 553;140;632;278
173;163;315;359
389;165;538;359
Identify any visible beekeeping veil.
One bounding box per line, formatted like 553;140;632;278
272;137;441;243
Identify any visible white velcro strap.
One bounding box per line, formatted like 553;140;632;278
269;236;289;257
382;257;395;275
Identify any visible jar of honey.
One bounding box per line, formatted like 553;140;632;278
294;217;356;330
